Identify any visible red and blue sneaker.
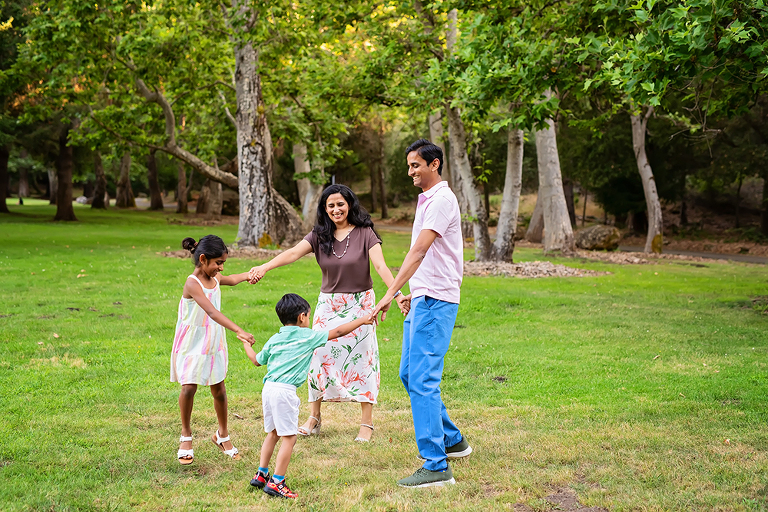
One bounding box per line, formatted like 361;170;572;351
264;478;298;499
250;470;270;489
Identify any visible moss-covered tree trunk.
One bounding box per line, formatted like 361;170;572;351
91;151;108;209
147;149;164;210
54;127;77;221
115;151;135;208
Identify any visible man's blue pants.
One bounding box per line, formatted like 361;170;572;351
400;295;463;471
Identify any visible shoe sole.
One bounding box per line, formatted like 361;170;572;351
263;487;296;499
398;478;456;488
416;446;473;460
250;480;265;489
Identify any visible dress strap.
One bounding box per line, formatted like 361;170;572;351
187;274;209;292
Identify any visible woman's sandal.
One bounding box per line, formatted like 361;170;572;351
355;423;374;443
297;415;321;436
211;430;241;460
178;435;194;465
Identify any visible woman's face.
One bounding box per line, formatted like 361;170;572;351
325;193;350;226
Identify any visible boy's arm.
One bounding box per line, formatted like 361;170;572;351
219;271;250;286
242;340;262;366
328;314;374;340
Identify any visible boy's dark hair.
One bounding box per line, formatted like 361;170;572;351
275;293;311;326
405;138;443;175
182;235;228;267
313;184;381;256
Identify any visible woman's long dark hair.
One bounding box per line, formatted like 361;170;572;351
314;184;380;256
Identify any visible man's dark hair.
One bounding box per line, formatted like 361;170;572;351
275;293;311;326
405;138;443;175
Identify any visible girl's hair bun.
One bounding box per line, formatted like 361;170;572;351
182;237;197;252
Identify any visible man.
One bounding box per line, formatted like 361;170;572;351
372;138;472;488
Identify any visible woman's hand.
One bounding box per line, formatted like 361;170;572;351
396;293;411;316
248;265;266;284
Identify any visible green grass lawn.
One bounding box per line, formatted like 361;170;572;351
1;204;766;511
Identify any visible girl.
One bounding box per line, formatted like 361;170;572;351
171;234;256;465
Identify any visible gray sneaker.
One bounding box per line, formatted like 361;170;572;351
397;466;455;488
446;436;472;458
416;436;473;460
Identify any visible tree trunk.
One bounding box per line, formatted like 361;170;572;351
761;173;768;237
234;38;303;247
176;160;188;214
369;163;378;213
377;122;388;219
534;95;574;253
581;186;587;226
525;194;544;242
47;168;58;205
147;149;164;210
115;151;135;208
54;127;77;221
18;149;29;198
198;178;222;219
428;111;452;187
630;107;663;253
293;142;324;226
563;177;576;227
491;128;524;261
92;151;108;209
445;105;492;260
0;146;9;213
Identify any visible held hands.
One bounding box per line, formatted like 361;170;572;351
396;293;411;316
248;265;266;284
237;331;256;346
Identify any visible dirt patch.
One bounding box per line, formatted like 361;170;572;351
160;247;284;261
165;215;239;226
621;235;768;257
515;240;730;265
513;487;608;512
464;260;610;278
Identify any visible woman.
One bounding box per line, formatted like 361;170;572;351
249;184;407;442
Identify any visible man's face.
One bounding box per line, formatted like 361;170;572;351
407;151;437;189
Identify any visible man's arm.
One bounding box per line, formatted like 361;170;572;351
371;229;438;321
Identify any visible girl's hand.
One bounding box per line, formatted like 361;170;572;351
248;265;266;284
237;331;256;346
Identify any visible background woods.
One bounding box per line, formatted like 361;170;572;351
1;0;767;256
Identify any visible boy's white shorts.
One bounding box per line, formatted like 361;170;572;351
262;381;300;436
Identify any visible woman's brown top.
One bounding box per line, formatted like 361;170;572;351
304;226;382;293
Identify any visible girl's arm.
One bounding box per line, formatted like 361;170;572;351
184;278;256;345
242;341;262;366
249;239;313;283
369;243;409;320
218;271;250;286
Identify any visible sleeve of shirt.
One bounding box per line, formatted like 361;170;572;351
311;329;330;350
365;227;382;250
304;230;318;253
255;345;269;366
420;195;452;238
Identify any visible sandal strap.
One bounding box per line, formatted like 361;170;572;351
223;446;239;457
177;449;194;458
309;416;320;423
179;435;193;442
215;430;230;444
360;423;374;430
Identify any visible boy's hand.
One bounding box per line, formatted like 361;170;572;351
237;331;256;346
359;311;375;326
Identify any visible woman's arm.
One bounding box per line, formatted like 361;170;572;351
249;239;313;282
184;279;256;344
369;243;410;319
218;271;250;286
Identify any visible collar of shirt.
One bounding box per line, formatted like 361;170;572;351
278;326;303;334
417;180;449;207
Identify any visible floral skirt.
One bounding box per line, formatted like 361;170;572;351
308;290;380;403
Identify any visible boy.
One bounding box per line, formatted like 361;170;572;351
242;293;374;499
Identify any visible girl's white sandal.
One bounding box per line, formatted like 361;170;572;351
211;430;240;460
178;435;194;465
